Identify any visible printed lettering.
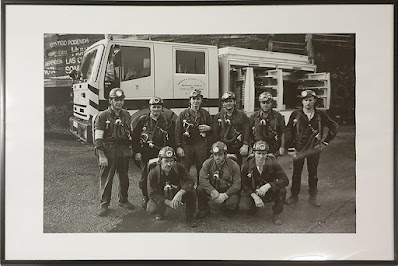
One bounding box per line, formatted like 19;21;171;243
66;57;76;65
65;65;80;73
45;58;63;67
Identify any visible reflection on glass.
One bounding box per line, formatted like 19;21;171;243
176;50;205;74
80;49;98;81
121;46;151;81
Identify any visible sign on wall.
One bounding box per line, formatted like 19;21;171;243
44;34;104;86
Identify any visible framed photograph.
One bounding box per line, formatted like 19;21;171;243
1;0;396;263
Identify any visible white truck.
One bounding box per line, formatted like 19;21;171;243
69;36;330;142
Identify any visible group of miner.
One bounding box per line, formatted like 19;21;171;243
93;87;338;228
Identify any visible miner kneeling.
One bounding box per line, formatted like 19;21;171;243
146;146;198;228
196;141;241;219
239;141;289;225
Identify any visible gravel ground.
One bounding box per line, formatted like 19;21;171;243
44;125;356;233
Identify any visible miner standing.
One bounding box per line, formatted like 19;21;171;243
175;89;212;185
213;91;250;165
94;88;135;216
249;91;286;156
285;89;338;207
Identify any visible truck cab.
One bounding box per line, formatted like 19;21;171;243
69;38;219;142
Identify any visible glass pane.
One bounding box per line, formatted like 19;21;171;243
121;46;151;81
104;45;121;98
176;50;205;74
80;49;97;81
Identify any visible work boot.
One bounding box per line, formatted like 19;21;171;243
196;208;210;219
98;205;109;217
119;201;135;210
272;213;282;226
308;195;321;207
285;194;299;205
141;196;149;210
186;217;198;228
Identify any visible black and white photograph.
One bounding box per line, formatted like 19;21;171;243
2;2;395;262
43;33;355;233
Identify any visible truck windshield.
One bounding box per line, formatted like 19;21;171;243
80;45;104;82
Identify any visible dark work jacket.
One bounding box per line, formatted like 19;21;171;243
131;113;174;159
199;157;241;196
147;162;194;206
241;157;288;197
94;107;131;150
175;107;212;147
249;110;285;153
213;108;250;149
285;109;338;151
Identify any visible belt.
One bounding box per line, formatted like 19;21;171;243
103;142;127;148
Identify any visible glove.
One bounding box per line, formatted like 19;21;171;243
134;152;142;161
98;152;108;168
176;147;185;157
210;190;220;200
170;190;184;209
252;194;265;208
214;193;229;204
314;142;328;151
239;144;249;156
198;124;211;132
278;147;285;156
257;183;271;197
220;193;229;202
164;199;173;208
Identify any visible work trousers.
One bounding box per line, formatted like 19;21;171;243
196;186;240;212
265;139;279;155
99;146;130;207
239;188;287;215
146;190;197;219
227;144;243;166
291;152;321;196
181;139;208;183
